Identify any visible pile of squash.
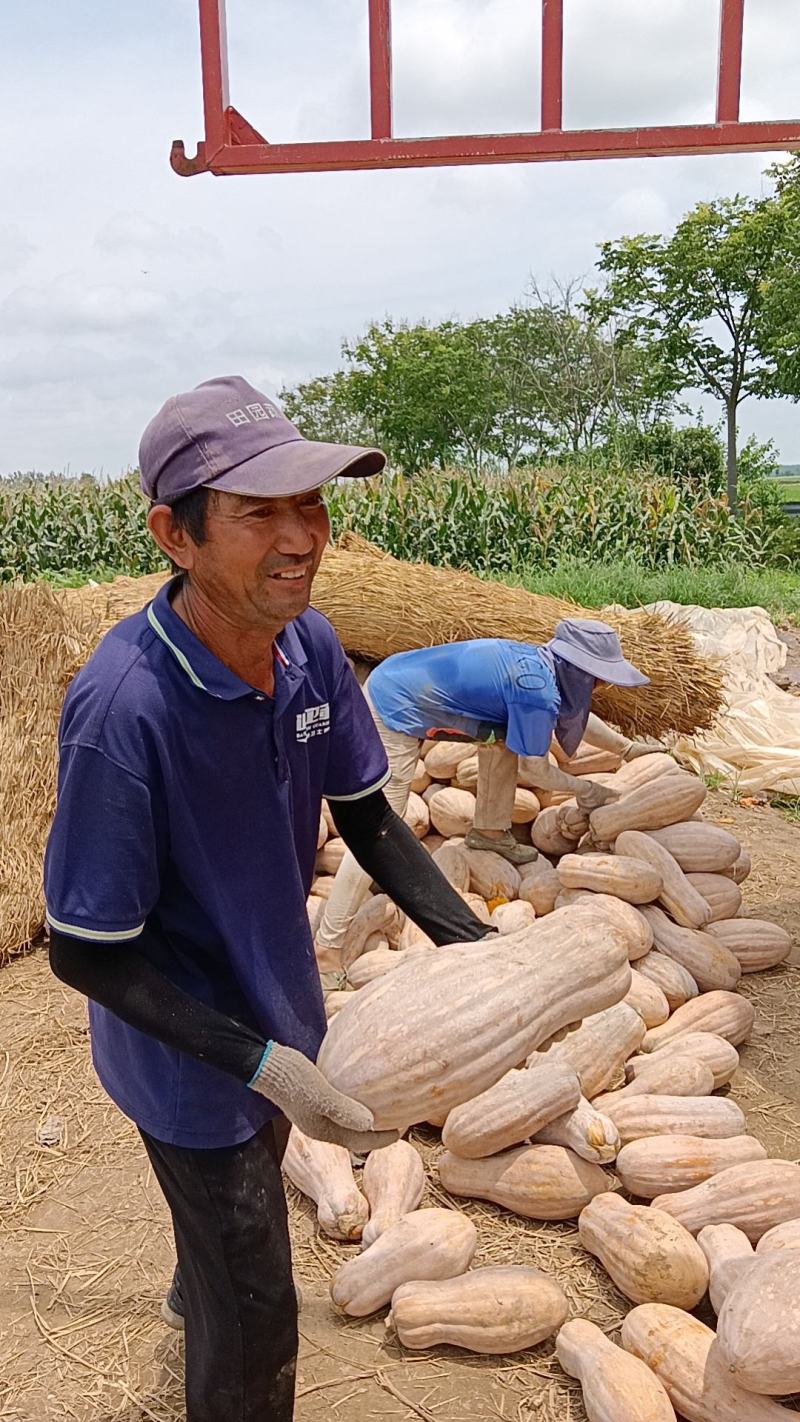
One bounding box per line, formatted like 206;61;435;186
291;743;800;1420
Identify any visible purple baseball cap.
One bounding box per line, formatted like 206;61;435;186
139;375;386;503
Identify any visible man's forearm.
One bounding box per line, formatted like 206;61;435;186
49;928;267;1083
581;713;631;755
519;754;589;796
330;791;495;947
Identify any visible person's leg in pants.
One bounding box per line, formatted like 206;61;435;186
473;742;520;831
141;1117;296;1422
316;683;421;957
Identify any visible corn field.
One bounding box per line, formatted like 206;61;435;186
0;466;782;583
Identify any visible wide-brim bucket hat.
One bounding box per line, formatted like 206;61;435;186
549;617;649;687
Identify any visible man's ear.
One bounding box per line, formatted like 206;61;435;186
147;505;196;572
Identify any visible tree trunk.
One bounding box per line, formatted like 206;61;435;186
726;400;738;514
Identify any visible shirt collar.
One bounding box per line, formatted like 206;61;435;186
147;576;306;701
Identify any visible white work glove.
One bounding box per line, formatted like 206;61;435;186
622;739;666;761
250;1042;398;1154
575;780;620;811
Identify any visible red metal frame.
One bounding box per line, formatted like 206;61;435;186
170;0;800;177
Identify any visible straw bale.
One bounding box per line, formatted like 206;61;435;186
313;536;723;739
0;583;97;963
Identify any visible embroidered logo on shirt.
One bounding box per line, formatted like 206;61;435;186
296;702;331;743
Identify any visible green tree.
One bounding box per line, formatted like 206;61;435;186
592;190;800;510
279;371;375;447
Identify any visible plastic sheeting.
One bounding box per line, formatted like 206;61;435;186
626;602;800;796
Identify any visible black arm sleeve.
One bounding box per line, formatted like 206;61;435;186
329;789;496;947
49;928;267;1084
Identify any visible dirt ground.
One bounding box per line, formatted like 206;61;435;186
2;791;800;1422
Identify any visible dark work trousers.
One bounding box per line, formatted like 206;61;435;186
140;1116;297;1422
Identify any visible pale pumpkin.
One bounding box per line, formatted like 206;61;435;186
361;1140;426;1249
624;970;670;1027
530;1001;646;1099
455;754;479;789
404;792;430;840
459;890;492;924
442;1062;581;1159
518;861;562;916
627;1030;740;1088
652;1159;800;1241
316;837;347;875
641;990;754;1052
439;1144;610;1220
556;1317;677;1422
563;744;623;776
638;905;741;993
590;771;706;842
428;787;476;838
611;752;680;791
615;829;710;930
388;1266;567;1354
282;1127;369;1241
410;758;431;794
592;1056;714;1112
319;904;631;1129
343;893;401;967
311;873;336;900
706;917;792;973
558;852;662;905
635;951;698;1011
463;847;521;902
346;945;406;989
756;1218;800;1254
512;787;541;823
717;1252;800;1396
331;1208;477;1317
531;806;581;856
696;1223;755;1314
601;1093;746;1146
621;1303;790;1422
424;740;477;780
536;1097;620;1164
431;841;471;893
579;1192;708;1308
490;900;537;934
645;822;740;874
317;814;328;850
726;846;752;883
324;989;355;1020
615;1134;767;1200
685;872;742;922
555;890;653;961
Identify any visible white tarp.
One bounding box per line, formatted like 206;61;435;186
633;602;800;796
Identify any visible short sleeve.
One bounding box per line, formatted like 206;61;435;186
323;660;390;801
44;743;163;940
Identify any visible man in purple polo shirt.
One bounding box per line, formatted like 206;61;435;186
44;377;492;1422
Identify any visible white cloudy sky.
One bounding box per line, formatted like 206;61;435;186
2;0;799;476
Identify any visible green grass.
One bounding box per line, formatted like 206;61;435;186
775;479;800;500
504;558;800;625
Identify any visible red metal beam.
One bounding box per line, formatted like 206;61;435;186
541;0;563;132
197;0;230;158
171;118;800;178
717;0;745;123
368;0;392;139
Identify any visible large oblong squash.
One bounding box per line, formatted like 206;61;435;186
615;829;710;929
331;1208;477;1317
685;872;742;922
615;1134;767;1200
589;771;706;842
463;847;521;902
638;906;741;993
652;1159;800;1241
716;1252;800;1395
627;1030;740;1088
624;970;670;1027
361;1140;426;1249
592;1056;713;1112
635;951;698;1011
535;1097;620;1163
621;1303;790;1422
282;1127;369;1241
557;853;662;904
645;822;740;873
529;1001;645;1099
578;1192;708;1308
389;1266;567;1354
706;918;792;973
556;1318;677;1422
756;1218;800;1254
553;891;653;960
442;1062;581;1159
439;1144;609;1220
601;1094;746;1146
318;904;631;1130
697;1223;755;1313
641;991;754;1052
611;752;680;790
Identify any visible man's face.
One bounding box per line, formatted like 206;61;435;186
180;487;330;629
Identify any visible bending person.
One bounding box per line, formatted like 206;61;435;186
316;619;652;959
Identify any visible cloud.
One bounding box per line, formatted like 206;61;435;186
95;213;223;263
0;225;36;274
